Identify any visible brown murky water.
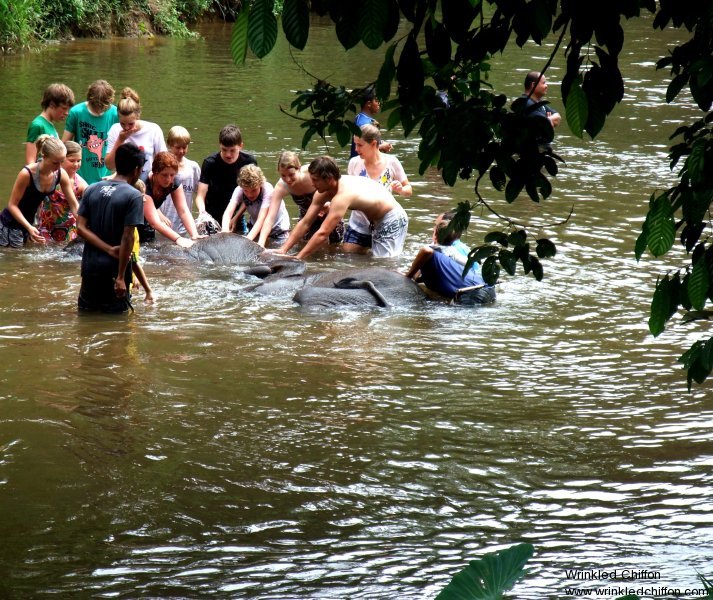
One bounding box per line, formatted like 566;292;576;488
0;16;710;599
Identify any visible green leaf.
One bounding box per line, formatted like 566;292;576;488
484;231;509;246
666;73;689;104
481;256;501;285
634;224;648;262
508;229;527;247
649;275;679;336
688;256;710;311
436;542;534;599
248;0;278;58
359;0;388;49
530;256;544;281
536;238;557;259
376;43;397;101
281;0;309;50
687;138;707;184
230;9;249;66
505;178;524;202
565;75;588;138
499;249;517;275
646;193;675;257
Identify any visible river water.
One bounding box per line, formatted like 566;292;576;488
0;15;711;599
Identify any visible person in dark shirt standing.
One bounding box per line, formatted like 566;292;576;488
521;71;561;129
193;124;257;233
77;143;146;313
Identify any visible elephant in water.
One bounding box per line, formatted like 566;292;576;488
249;265;428;309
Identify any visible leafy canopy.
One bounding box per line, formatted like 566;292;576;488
233;0;713;388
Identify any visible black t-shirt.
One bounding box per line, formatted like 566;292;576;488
79;180;144;277
199;150;257;219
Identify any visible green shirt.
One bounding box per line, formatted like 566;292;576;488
26;114;58;143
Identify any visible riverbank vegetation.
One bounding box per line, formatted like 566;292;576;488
0;0;256;50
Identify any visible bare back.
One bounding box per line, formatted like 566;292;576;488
326;175;397;222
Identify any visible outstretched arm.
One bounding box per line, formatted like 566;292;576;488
404;246;434;279
257;181;289;247
170;185;201;238
144;196;193;248
7;168;44;244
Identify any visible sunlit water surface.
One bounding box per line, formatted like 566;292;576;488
0;15;711;600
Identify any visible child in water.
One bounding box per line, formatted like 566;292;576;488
0;136;78;248
37;140;88;242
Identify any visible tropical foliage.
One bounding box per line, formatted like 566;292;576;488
230;0;713;387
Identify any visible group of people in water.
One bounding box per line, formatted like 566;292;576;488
2;74;561;312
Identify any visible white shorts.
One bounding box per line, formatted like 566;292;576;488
347;210;371;234
371;204;408;258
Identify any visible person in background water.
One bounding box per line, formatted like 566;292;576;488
37;140;88;242
25;83;75;164
521;71;561;129
348;124;412;196
404;211;496;304
256;151;344;248
76;143;145;313
221;164;290;246
62;79;119;184
349;86;393;158
193;124;257;232
105;87;167;182
160;126;201;236
0;136;78;248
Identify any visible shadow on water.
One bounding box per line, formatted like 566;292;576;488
0;14;712;600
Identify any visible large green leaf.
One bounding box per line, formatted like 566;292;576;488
281;0;309;50
646;193;675;257
565;76;588;138
376;43;397;102
248;0;278;59
688;256;710;311
230;9;249;66
436;542;534;599
359;0;389;49
687;138;707;185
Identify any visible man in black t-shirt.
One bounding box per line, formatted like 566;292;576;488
193;124;257;232
77;143;145;313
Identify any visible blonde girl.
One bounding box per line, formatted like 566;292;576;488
0;136;78;247
105;87;166;180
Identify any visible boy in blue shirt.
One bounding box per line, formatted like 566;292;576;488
405;212;496;304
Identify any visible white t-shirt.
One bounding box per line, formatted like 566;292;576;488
229;181;290;235
160;158;201;235
347;154;407;189
106;120;167;180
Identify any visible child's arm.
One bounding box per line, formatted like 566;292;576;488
7;168;44;244
132;261;154;303
229;204;247;233
59;169;80;218
169;185;201;239
221;188;241;232
257;181;289;247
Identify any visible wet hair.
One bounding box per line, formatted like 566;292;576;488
308;156;341;181
86;80;115;114
117;87;141;117
435;211;462;245
219;124;243;147
152;151;178;174
277;150;300;172
41;83;75;109
34;135;66;160
64;140;82;157
358;123;381;146
524;71;542;91
167;125;191;147
238;164;265;188
114;142;146;176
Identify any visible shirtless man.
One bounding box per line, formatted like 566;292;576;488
278;156;408;259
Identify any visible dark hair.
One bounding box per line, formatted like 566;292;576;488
435;211;462;245
361;86;377;105
115;142;146;176
219;124;243;147
308;156;341;181
524;71;541;91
